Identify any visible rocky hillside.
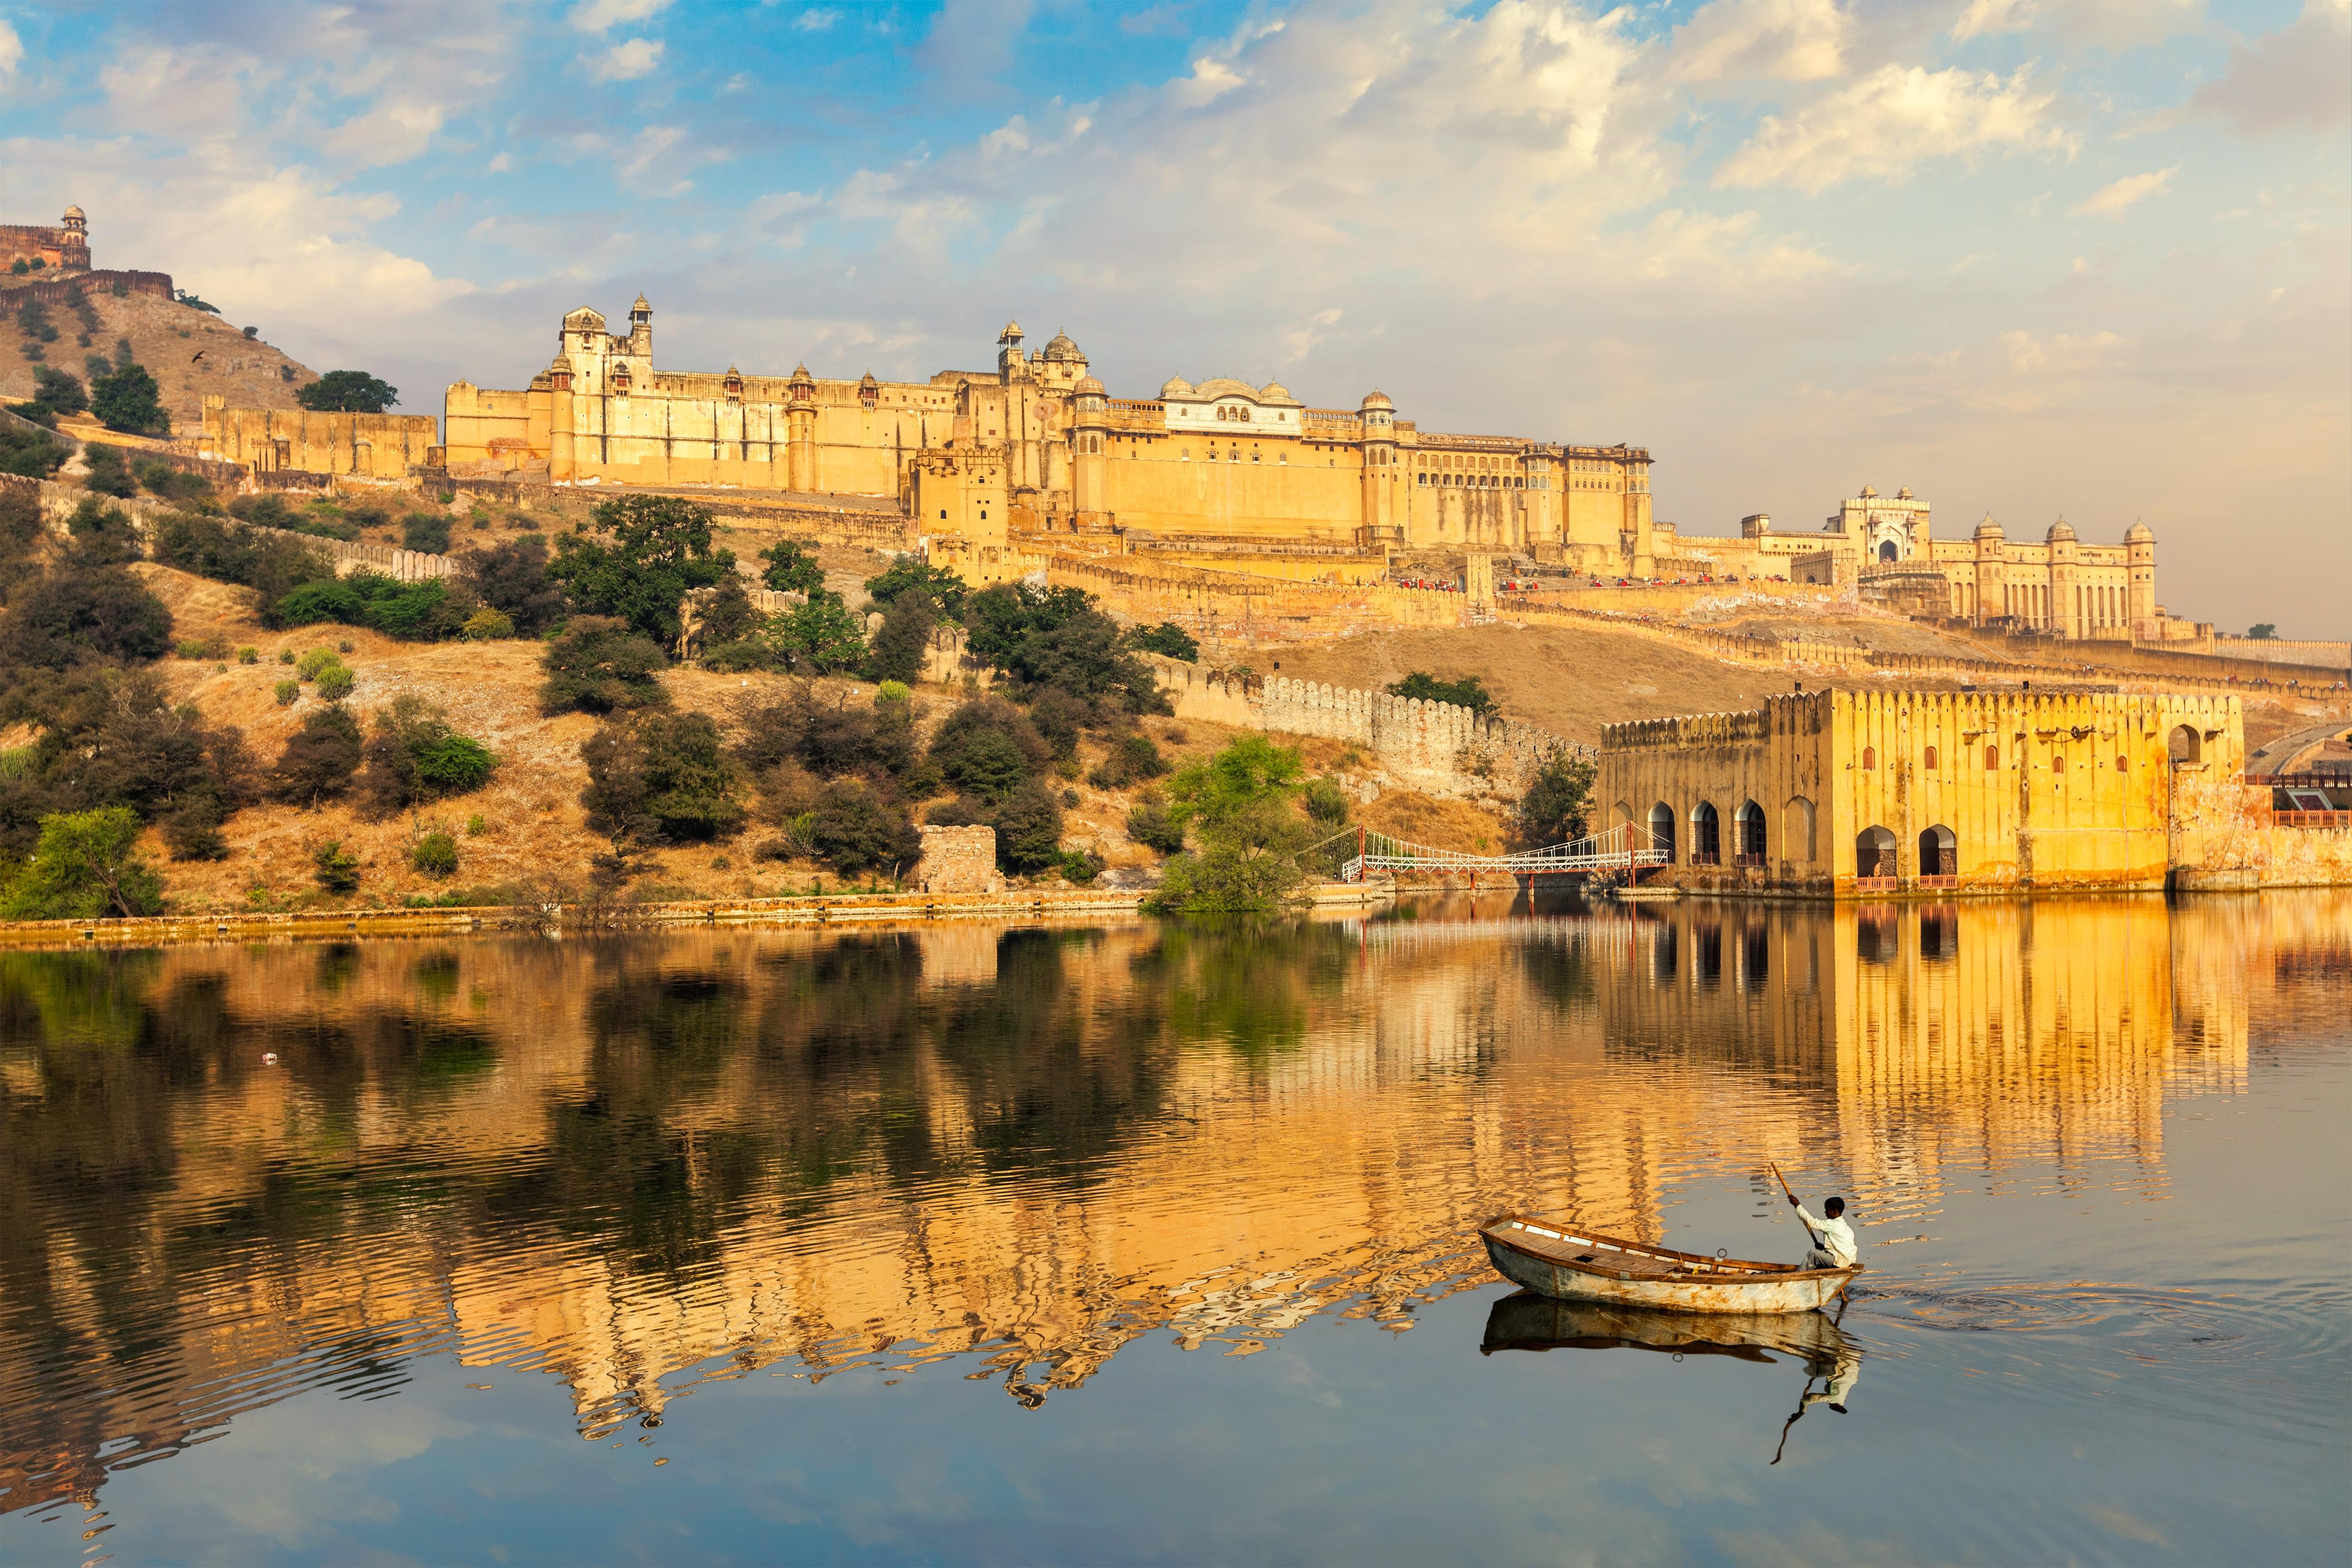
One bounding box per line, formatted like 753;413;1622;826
0;285;318;431
125;562;1501;916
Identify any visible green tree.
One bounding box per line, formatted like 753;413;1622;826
862;594;937;684
294;370;399;413
90;363;171;436
1513;747;1597;847
270;705;364;804
2247;623;2276;640
540;616;670;714
1387;671;1498;717
549;494;735;643
357;694;497;815
1;807;165;919
863;557;968;619
31;365;87;417
808;777;920;875
1130;622;1200;662
773;590;867;674
583;711;746;844
1144;735;1312;914
758;538;827;595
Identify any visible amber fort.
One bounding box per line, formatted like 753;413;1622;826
430;299;2214;647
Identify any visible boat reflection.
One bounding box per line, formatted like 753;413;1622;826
1479;1290;1863;1462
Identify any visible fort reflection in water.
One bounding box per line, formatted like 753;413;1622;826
1;891;2341;1517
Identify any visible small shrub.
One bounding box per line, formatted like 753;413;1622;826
315;664;355;701
274;678;300;706
238;646;258;664
177;639;210;660
460;606;516;640
1128;795;1186;854
278;648;296;665
410;831;460;878
313;839;362;892
337;639;354;654
1057;847;1106;884
401;512;452;554
876;679;911;704
465;814;487;836
296;647;338;681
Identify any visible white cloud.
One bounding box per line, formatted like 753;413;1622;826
322;97;450;167
617;124;693;195
2069;165;2178;218
1667;0;1849;84
1950;0;2202;46
2183;0;2351;134
569;0;672;34
0;19;23;77
1715;65;2074;192
585;38;664;82
792;8;842;31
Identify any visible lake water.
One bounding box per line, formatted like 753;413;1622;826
1;892;2345;1565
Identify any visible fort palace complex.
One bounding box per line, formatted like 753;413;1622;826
438;300;2170;639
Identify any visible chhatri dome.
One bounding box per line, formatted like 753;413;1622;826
1159;376;1195;399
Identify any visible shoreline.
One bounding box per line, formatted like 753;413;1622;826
0;880;1404;950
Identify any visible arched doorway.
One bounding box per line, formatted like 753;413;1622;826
2168;724;2202;766
1647;802;1676;863
1919;824;1956;877
1735;800;1766;863
1855;825;1897;879
1690;801;1720;865
1785;796;1816;862
1878;540;1898;562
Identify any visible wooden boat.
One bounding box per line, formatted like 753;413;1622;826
1481;1215;1860;1315
1481;1290;1854;1364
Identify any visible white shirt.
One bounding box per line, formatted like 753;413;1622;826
1797;1206;1857;1267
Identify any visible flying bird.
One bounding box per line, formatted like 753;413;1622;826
191;350;206;362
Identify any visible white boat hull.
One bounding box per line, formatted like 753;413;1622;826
1482;1223;1859;1316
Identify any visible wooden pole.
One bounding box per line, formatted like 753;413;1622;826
1771;1160;1823;1250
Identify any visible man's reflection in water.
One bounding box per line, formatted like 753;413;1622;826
1480;1291;1863;1462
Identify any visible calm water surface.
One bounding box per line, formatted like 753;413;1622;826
1;892;2346;1565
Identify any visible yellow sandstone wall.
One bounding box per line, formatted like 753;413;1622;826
201;399;440;479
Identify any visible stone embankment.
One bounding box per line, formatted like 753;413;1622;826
0;881;1398;951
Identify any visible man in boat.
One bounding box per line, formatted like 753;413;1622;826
1788;1192;1856;1270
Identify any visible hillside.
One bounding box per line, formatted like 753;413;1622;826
127;563;1502;915
0;286;318;431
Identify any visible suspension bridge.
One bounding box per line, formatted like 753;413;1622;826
1338;822;1667;884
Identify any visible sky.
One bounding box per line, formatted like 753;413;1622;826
0;0;2344;637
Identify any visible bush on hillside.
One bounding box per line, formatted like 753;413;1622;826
582;710;746;845
963;581;1166;713
64;496;141;567
807;777;921;876
540;616;669;714
401;511;451;554
0;419;69;480
150;510;338;616
357;694;498;816
0;568;173;669
455;536;569;634
270;705;364;805
861;594;936;685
